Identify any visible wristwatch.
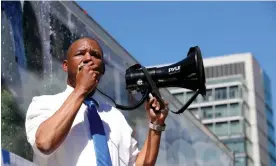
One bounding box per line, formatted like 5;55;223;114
149;122;166;132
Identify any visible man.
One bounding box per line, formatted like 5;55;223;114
25;37;169;166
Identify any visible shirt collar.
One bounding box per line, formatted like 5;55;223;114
64;85;100;108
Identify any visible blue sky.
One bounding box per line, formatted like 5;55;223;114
77;1;276;127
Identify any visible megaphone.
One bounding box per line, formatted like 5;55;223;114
124;46;206;114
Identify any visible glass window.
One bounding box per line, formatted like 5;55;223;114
215;87;227;100
205;123;214;133
232;141;245;153
186;92;197;103
229;86;239;99
243;85;248;102
243;103;250;120
230;120;242;134
266;107;273;126
229;103;241;116
188;108;199;119
235;157;246;166
203;89;213;102
239;87;243;98
214;104;227;118
196;94;203;103
268;136;276;156
201;106;213;119
245;121;251;138
215;122;228;136
267;122;275;140
224;142;233;151
246;140;252;157
270;155;276;166
224;140;245;153
173;93;184;104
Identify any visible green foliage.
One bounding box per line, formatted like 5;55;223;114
1;88;33;161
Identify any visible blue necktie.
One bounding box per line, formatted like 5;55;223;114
84;99;112;166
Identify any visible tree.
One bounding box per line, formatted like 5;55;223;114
1;88;33;161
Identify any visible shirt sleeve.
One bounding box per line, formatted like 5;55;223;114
25;96;56;158
128;135;140;166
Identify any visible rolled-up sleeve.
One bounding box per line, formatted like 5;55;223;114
25;96;55;158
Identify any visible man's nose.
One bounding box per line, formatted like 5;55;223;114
83;52;93;63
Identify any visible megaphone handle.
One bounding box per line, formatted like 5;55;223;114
148;93;166;113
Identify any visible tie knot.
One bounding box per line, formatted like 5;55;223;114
84;98;97;108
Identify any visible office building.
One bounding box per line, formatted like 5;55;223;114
168;53;276;166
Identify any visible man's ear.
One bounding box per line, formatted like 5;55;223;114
62;60;68;72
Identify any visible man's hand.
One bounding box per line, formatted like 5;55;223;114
75;61;100;96
145;96;169;125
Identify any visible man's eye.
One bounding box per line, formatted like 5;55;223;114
91;51;102;59
76;52;84;56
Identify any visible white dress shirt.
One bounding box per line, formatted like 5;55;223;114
25;85;140;166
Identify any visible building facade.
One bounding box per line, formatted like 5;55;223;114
168;53;276;166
